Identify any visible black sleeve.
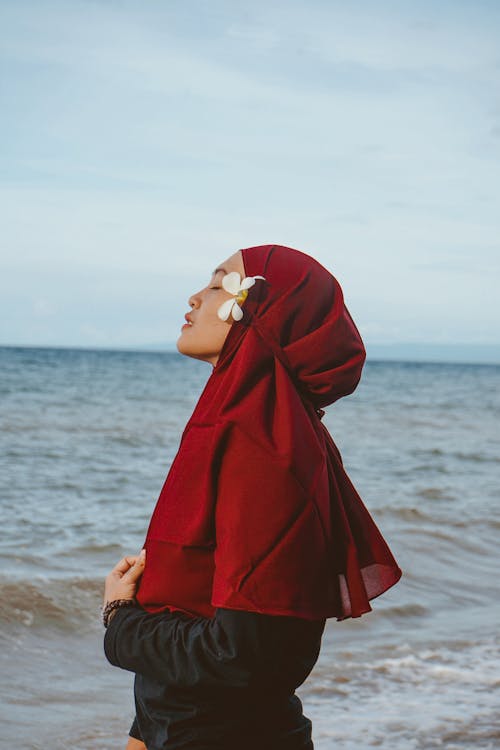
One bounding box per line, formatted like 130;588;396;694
128;715;143;741
104;605;325;692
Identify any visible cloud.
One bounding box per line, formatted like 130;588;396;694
0;0;499;347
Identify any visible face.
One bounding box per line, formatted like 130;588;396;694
176;250;245;367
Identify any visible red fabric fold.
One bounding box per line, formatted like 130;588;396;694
136;244;402;620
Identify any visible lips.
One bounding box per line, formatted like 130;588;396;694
183;313;194;327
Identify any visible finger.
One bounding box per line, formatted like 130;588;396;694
122;550;146;582
111;555;139;576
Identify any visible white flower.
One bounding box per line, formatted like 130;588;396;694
217;272;266;322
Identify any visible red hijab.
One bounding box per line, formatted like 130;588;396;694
136;244;402;621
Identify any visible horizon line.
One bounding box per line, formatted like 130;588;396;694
1;342;499;368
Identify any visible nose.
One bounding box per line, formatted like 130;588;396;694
188;289;202;308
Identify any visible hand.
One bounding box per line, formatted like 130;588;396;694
125;737;147;750
104;549;146;606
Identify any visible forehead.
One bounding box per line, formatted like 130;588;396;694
211;250;244;277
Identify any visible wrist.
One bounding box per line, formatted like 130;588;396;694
102;598;137;628
107;608;119;625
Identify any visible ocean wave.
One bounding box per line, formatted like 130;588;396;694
0;577;103;631
376;505;434;520
375;502;500;534
415;486;456;500
414;447;500;464
374;603;428;618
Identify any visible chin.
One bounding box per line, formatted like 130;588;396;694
177;338;215;366
176;335;198;360
176;335;188;356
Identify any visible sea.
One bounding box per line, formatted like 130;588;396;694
0;345;499;750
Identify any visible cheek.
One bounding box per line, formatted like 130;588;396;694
199;305;231;341
210;307;233;346
212;316;232;342
212;294;226;318
210;295;233;326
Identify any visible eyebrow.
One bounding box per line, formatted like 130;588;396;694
211;266;228;275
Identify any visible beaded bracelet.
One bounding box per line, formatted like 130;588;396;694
102;598;137;628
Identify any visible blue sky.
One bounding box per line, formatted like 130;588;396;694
1;0;499;355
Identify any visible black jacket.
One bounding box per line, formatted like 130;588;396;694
104;605;326;750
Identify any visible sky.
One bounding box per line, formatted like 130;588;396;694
1;0;499;359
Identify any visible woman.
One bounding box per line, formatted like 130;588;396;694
103;244;402;750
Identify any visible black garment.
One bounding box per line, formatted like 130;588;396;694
104;605;326;750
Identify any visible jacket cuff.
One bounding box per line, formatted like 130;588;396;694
103;604;140;668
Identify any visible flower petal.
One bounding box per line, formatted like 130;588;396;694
217;298;235;321
222;271;241;295
240;276;256;290
231;302;244;321
253;275;266;281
